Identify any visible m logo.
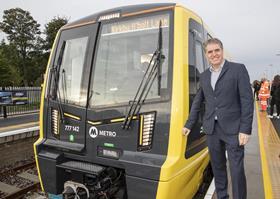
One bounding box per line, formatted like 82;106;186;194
89;126;98;138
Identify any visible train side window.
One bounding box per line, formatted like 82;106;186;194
188;29;196;97
186;19;207;159
195;41;204;73
194;41;204;90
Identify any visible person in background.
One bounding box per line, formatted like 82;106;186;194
182;38;253;199
259;78;270;111
253;80;261;101
268;75;280;118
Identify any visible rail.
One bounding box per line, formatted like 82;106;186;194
0;161;40;199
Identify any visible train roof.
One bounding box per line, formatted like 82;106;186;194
64;3;176;28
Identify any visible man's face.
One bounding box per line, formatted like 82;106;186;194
205;43;224;68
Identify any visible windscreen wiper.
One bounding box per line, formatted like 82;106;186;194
61;69;67;103
51;41;66;123
122;21;165;130
157;20;164;96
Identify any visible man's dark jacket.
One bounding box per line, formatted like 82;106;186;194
185;60;254;135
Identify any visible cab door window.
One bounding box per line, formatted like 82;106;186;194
57;37;88;105
188;34;204;102
48;24;95;107
185;19;207;159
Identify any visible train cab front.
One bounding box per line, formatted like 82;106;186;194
34;4;177;199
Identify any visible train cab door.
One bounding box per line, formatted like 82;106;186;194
185;19;207;158
46;24;99;152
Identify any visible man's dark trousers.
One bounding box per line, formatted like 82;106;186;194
207;121;246;199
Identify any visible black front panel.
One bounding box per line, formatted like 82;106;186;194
47;101;87;147
83;103;170;180
87;121;140;152
37;150;64;194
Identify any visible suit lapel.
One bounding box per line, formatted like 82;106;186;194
205;69;214;93
217;60;229;83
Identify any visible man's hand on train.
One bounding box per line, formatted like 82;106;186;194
239;132;250;145
182;127;191;136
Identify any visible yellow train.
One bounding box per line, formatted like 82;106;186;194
34;3;213;199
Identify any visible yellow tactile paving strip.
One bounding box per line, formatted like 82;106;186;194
256;103;280;199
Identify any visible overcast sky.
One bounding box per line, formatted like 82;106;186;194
1;0;280;81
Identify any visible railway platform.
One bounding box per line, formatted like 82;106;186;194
0;113;39;133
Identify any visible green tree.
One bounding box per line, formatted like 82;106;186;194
29;16;68;86
44;16;68;51
0;49;13;86
0;8;41;86
0;41;22;86
26;49;48;86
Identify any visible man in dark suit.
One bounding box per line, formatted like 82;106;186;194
182;38;254;199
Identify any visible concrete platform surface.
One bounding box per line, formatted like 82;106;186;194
0;113;39;133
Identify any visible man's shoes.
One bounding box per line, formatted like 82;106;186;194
267;115;273;118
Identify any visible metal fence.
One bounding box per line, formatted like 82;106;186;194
0;87;41;118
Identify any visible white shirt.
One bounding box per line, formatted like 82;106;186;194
209;60;225;120
209;60;225;90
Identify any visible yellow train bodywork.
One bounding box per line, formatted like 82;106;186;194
156;6;210;199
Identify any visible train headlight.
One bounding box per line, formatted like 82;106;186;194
138;112;156;151
52;109;59;136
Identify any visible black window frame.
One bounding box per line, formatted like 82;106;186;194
46;24;98;108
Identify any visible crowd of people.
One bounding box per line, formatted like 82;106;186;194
253;75;280;119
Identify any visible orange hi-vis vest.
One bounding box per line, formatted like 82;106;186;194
258;81;270;110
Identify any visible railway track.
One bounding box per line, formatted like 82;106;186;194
0;160;41;199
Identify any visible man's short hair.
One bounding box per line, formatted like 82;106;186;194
203;38;223;52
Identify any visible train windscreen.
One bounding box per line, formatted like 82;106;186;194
89;13;170;107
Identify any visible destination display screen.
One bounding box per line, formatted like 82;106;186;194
102;14;169;35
